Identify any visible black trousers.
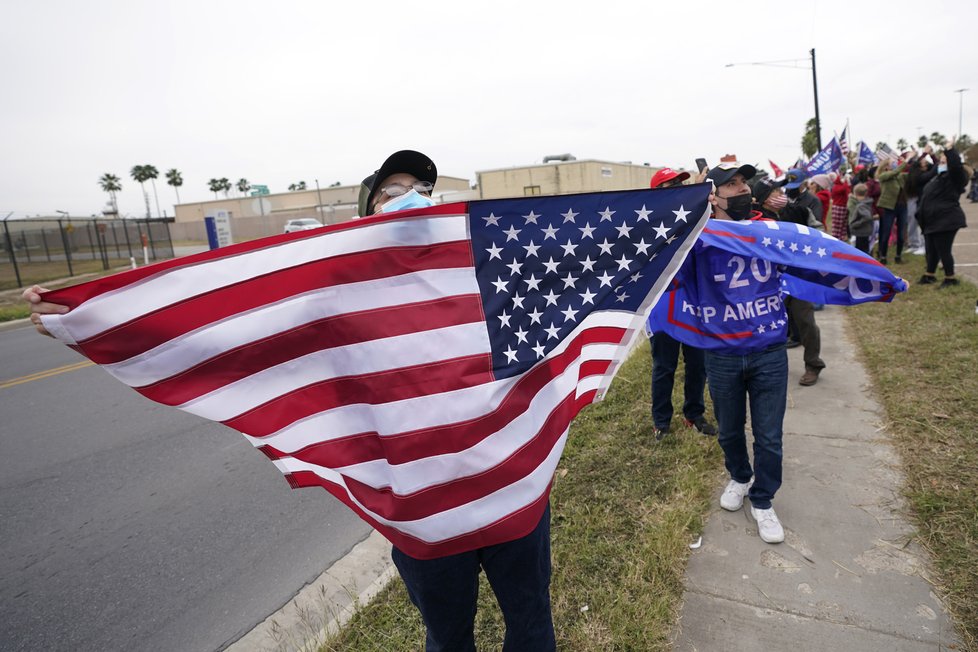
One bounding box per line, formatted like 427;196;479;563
785;297;824;371
924;229;960;276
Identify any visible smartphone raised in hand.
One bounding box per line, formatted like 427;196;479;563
695;158;709;173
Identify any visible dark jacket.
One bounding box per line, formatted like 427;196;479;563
917;147;968;235
905;162;930;199
782;189;824;229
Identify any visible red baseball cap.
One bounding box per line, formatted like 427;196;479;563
649;167;691;189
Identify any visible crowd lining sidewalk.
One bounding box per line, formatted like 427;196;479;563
672;305;960;651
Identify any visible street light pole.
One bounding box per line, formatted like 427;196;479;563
954;88;968;138
811;48;822;151
725;50;822;152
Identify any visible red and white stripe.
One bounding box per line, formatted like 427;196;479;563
39;203;648;559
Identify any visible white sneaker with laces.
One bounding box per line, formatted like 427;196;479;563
720;479;752;511
750;506;785;543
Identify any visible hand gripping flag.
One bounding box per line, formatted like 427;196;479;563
39;185;711;559
648;219;908;353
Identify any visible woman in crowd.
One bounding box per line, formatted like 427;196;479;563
917;142;969;288
830;172;850;241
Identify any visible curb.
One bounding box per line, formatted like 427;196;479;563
226;530;395;652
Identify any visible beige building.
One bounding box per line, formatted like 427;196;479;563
476;158;670;200
170;176;471;241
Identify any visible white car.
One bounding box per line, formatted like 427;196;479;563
283;218;324;233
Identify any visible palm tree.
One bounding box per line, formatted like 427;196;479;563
801;117;819;158
208;178;223;199
98;173;122;216
166;168;183;204
896;138;908;151
930;132;947;148
297;180;307;190
143;165;162;216
288;183;297;192
917;135;929;149
130;165;153;217
219;177;232;198
236;178;250;195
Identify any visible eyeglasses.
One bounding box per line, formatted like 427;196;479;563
379;181;434;198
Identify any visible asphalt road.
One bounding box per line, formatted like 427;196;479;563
0;324;373;652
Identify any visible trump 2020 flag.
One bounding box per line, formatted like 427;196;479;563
805;137;844;175
648;219;907;353
857;141;877;166
39;185;710;559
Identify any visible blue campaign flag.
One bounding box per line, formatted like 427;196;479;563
857;141;877;166
805;137;844;175
648;219;907;353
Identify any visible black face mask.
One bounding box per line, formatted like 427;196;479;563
723;193;754;221
786;187;801;199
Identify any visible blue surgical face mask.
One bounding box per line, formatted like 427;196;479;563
937;164;948;174
377;189;435;214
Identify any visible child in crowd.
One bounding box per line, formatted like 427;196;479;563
848;183;875;254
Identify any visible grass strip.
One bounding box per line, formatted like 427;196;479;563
321;343;723;651
846;255;978;651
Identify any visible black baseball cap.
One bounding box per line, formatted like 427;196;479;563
360;150;438;216
706;162;757;188
751;176;786;205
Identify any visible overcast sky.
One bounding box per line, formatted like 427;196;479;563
2;0;975;219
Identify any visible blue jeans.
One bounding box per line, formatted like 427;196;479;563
391;504;556;652
650;332;706;429
878;204;907;259
705;346;788;510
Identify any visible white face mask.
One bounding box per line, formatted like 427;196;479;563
378;189;436;214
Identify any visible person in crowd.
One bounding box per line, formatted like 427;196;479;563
875;158;909;264
30;150;559;652
969;166;978;203
847;183;875;254
904;152;933;255
645;167;717;440
779;170;827;364
809;174;831;227
751;176;788;220
830;172;851;242
917;142;969;288
863;166;882;253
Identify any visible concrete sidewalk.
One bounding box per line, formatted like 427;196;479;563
673;305;961;651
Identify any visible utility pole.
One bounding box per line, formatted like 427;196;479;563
811;48;822;151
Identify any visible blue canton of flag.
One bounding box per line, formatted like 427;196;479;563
471;185;711;380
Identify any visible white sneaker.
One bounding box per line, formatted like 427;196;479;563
720;479;752;511
750;506;785;543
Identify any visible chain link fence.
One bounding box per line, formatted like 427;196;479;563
1;217;174;290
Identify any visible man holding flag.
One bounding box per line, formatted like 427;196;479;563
648;161;907;544
24;150;716;651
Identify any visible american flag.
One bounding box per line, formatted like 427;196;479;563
838;123;850;156
875;142;900;162
40;186;710;559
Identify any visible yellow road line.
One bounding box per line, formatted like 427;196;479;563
0;360;95;389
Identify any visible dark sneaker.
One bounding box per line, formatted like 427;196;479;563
939;278;960;289
918;275;937;285
879;257;887;265
685;416;717;436
895;256;903;264
799;366;821;386
653;425;671;441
